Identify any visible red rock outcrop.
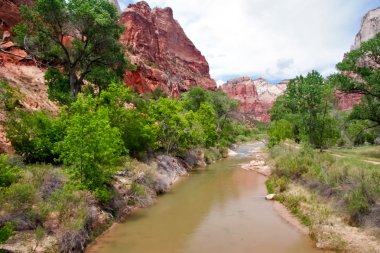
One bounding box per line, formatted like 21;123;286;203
0;0;32;35
120;1;216;96
335;90;362;111
221;77;287;122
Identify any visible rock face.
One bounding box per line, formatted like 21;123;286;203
120;1;216;96
335;90;362;111
221;77;287;122
0;0;32;34
352;7;380;50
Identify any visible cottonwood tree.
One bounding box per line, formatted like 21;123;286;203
332;33;380;127
56;94;123;201
270;71;339;149
14;0;127;97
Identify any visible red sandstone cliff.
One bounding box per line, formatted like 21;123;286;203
120;1;216;96
221;77;287;122
0;0;32;36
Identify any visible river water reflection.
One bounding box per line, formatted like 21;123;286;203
86;142;325;253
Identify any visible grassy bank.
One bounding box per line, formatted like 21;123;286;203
266;142;380;252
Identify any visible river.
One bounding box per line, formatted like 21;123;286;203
86;142;325;253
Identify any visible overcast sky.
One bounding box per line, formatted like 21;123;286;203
119;0;380;84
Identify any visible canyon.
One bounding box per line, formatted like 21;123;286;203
221;77;288;122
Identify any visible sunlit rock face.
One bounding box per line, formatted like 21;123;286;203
352;7;380;50
120;1;216;96
221;77;287;123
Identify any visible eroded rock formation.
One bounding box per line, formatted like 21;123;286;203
352;7;380;50
221;77;287;122
120;1;216;96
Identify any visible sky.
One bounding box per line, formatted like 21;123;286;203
119;0;380;84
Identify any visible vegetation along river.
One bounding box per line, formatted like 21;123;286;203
86;142;325;253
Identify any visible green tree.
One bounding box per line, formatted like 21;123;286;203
270;71;339;149
151;98;189;153
44;68;73;105
98;83;156;156
207;90;239;139
14;0;127;97
194;102;217;147
268;119;293;147
56;94;123;200
182;87;209;111
333;33;380;127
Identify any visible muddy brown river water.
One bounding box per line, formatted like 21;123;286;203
86;142;326;253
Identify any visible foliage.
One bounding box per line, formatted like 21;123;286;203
44;68;73;105
270;71;339;149
56;94;123;201
269;143;380;225
0;155;18;188
151;97;189;153
346;120;378;145
268;119;293;147
98;83;156;156
5;110;65;163
0;80;20;111
0;222;14;243
182;86;209;111
332;33;380;127
2;183;36;211
14;0;127;97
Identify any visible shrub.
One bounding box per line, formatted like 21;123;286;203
268;119;293;147
0;154;18;188
56;94;123;200
0;222;14;243
5;110;65;163
3;183;36;211
0;81;20;111
346;187;370;224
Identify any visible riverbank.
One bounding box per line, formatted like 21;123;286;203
85;141;322;253
0;147;227;253
265;142;380;252
238;142;310;235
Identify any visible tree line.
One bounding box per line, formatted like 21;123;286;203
268;33;380;149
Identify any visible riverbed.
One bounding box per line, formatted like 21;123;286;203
86;142;325;253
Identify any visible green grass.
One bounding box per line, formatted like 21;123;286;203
269;143;380;226
329;145;380;163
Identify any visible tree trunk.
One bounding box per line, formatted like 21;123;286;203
69;70;78;97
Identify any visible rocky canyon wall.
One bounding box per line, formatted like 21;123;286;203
352;7;380;50
221;77;287;122
120;1;216;96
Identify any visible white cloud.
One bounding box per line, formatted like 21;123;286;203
120;0;380;82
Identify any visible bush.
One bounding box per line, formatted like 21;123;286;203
0;154;18;188
268;119;293;147
0;80;20;111
346;187;370;224
5;110;65;163
2;183;36;211
56;94;124;200
0;222;14;243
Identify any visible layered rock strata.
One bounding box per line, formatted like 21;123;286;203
221;77;287;122
120;1;216;96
